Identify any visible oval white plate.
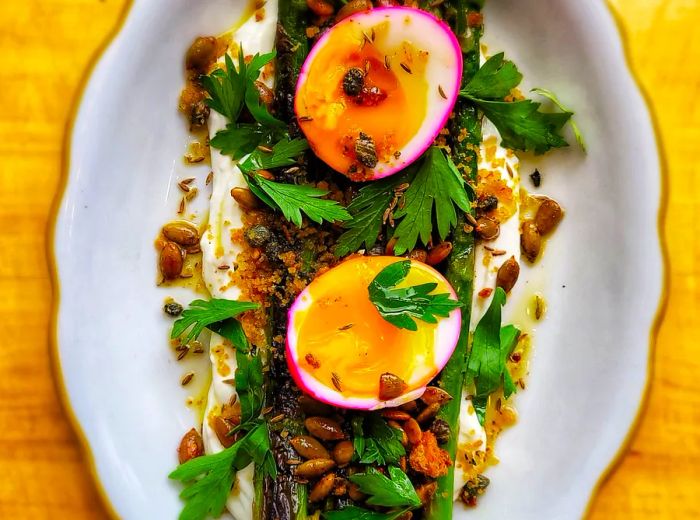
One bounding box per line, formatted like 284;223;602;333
53;0;663;518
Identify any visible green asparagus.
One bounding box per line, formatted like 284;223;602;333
425;3;484;518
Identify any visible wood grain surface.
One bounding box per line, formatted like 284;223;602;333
0;0;697;518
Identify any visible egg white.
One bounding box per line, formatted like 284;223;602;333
199;4;278;519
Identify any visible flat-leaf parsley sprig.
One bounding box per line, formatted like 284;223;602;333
336;146;471;257
201;50;351;228
368;260;461;331
239;138;352;227
466;287;521;424
460;52;580;155
169;298;276;520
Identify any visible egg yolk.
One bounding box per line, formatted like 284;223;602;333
295;19;429;180
293;257;445;399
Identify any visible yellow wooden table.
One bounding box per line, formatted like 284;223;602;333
0;0;697;518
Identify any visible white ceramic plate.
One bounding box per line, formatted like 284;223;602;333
53;0;663;518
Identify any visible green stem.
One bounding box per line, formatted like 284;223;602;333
425;5;483;520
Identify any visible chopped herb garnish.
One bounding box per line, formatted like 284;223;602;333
460;53;575;155
349;466;422;508
368;260;461;331
466;287;521;424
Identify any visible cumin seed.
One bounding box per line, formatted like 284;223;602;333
181;372;194;386
177;198;186;215
338;323;354;331
217;264;230;270
400;62;412;74
298;115;313;122
438;85;447;99
257;145;273;153
271;413;285;423
384;55;391;69
331;372;343;392
206;171;214;185
178;181;191;192
177;348;189;361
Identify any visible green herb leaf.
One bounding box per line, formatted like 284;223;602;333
207;317;265;429
467;288;521;424
207;317;249;353
171;299;259;343
368;260;461;331
210;123;281;161
349;466;421;508
364;415;405;465
235;348;265;425
201;49;281;128
392;147;471;255
500;324;520;399
461;52;522;100
335;172;410;257
531;87;587;152
239;137;310;173
200;52;246;122
324;506;411;520
474;99;572;155
459;53;576;154
247;175;351;227
351;414;405;466
169;421;275;520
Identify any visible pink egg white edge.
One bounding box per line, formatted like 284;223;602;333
294;6;463;181
285;259;462;410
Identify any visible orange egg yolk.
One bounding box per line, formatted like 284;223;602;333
294;257;444;399
296;20;429;180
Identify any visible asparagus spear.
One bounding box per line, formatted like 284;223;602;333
425;3;483;519
258;2;312;518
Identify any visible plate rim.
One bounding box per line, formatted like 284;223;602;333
46;0;669;518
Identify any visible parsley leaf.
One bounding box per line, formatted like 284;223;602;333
247;175;351;227
368;260;461;331
207;317;265;428
235;347;265;425
392;147;471;255
364;415;405;465
335;170;413;257
467;288;521;424
201;49;282;127
236;138;351;226
324;506;411;520
352;415;405;465
460;53;575;155
171;299;259;344
349;466;421;508
239;137;310;173
474;99;571;155
209;123;282;161
461;52;522;100
531;87;587;152
169;422;275;520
